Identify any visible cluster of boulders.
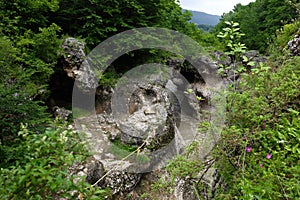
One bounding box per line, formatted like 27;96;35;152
55;37;226;199
287;31;300;56
49;28;300;198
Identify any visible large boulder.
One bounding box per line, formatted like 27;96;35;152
67;156;140;196
115;83;175;149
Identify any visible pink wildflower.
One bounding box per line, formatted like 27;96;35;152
266;153;272;159
259;163;263;168
246;147;252;153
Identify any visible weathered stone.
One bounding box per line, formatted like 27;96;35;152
244;50;259;58
116;84;175;149
144;106;156;115
97;113;121;141
85;160;105;186
167;58;185;70
52;106;72;121
61;37;98;93
104;171;141;195
288;31;300;56
70;55;225;199
212;51;231;67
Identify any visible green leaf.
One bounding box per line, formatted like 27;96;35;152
247;61;255;67
238;65;246;72
225;21;232;25
242;56;249;62
196;96;203;101
186;89;193;94
233;22;239;27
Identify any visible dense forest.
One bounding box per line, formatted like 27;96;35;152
0;0;299;199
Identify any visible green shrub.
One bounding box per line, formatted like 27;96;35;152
214;57;300;199
0;36;52;141
0;123;111;199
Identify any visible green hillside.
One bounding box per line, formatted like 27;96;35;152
184;9;221;26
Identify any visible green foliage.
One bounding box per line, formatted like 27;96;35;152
217;21;249;84
109;138;151;165
0;37;49;141
0;0;62;140
15;23;61;87
50;0;197;49
0;123;111;199
109;139;137;159
273;19;300;50
217;21;246;57
214;0;299;52
0;0;60;35
214;56;300;199
194;30;222;50
0;86;50;141
166;155;203;181
150;141;204;196
0;23;61;140
197;24;215;32
98;70;120;88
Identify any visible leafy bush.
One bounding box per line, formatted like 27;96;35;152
0;123;111;199
0;24;61;141
15;23;61;89
166;154;203;181
0;36;50;141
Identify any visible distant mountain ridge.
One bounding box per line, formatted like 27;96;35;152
184;9;221;26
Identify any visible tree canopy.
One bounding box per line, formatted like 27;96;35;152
214;0;299;52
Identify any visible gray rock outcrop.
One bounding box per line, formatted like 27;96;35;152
104;171;141;195
62;37;98;93
115;83;175;149
71;54;226;198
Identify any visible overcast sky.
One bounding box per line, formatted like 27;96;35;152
179;0;255;15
